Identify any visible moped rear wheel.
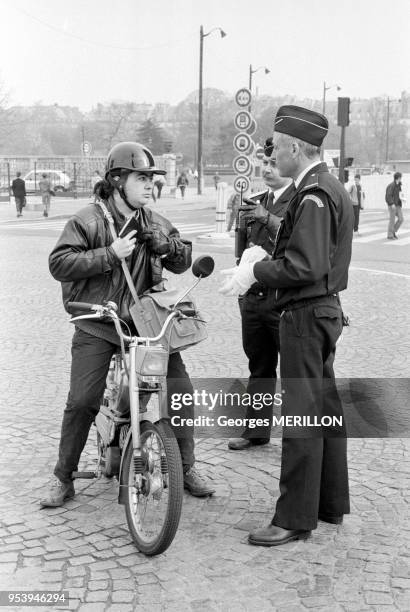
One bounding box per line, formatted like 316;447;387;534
123;419;183;556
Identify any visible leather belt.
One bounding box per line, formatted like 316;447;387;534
284;293;338;311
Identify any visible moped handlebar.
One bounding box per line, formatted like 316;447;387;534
67;300;188;345
68;301;103;312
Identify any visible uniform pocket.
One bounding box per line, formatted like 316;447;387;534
282;309;307;337
313;304;343;345
313;305;340;319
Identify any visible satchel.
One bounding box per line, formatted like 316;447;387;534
131;288;207;353
97;202;207;353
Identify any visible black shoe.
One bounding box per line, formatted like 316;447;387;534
183;467;215;497
40;477;75;508
248;524;311;547
228;437;270;450
318;512;344;525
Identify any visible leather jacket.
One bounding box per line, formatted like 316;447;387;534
49;200;192;328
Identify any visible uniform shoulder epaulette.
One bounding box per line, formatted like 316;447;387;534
300;176;319;192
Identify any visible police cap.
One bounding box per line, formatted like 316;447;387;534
274;105;328;147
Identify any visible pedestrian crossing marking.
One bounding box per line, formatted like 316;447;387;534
354;229;410;243
381;236;410;246
0;220;216;235
1;214;408;245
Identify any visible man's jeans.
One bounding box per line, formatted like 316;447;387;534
387;204;403;237
54;329;195;483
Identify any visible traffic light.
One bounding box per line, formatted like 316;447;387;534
332;156;354;168
337;97;350;127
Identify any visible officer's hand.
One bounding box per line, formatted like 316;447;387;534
219;263;256;296
111;230;137;259
140;229;171;255
239;245;269;265
240;203;269;224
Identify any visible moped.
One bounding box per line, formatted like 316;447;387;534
68;255;214;556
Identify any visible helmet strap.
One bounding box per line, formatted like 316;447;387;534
107;173;139;211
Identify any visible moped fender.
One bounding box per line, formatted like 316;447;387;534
118;428;133;505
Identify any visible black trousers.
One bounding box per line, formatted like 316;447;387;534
239;291;280;440
353;204;360;231
272;295;350;531
54;329;195;483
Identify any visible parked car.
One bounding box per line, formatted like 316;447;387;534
23;170;73;193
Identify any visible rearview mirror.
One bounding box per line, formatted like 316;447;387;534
192;256;215;278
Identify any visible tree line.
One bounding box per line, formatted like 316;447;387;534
0;87;408;169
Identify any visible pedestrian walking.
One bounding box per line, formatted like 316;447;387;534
176;172;189;199
386;172;404;239
213;173;221;190
153;175;166;201
40;141;215;509
11;171;26;217
347;174;365;235
39;173;53;217
227;137;293;451
220;105;354;546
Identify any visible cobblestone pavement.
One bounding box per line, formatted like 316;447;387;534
0;226;410;611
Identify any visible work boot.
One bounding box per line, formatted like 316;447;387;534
183;467;215;497
40;477;75;508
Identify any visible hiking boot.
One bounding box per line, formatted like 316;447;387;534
40;477;75;508
183;467;215;497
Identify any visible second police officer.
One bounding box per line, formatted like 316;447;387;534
228;138;294;450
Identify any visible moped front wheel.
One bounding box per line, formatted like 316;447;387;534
123;419;183;556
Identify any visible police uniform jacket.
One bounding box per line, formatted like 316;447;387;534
245;184;294;295
247;184;294;255
253;163;354;309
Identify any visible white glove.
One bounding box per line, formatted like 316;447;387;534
239;245;269;265
219;263;257;296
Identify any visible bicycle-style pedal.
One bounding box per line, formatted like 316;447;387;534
71;470;98;479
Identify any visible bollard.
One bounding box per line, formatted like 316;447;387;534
215;181;229;233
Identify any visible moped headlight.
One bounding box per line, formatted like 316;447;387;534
135;346;168;377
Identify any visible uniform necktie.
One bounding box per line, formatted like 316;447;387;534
267;191;275;211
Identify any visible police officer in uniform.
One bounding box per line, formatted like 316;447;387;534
220;105;354;546
228;138;294;450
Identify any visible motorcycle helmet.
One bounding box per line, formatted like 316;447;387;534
105;142;166;210
106;142;166;177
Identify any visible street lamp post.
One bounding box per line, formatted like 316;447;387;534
385;97;401;163
197;25;226;195
248;65;270;113
322;81;341;115
385;97;391;163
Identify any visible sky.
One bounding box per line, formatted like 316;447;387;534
1;0;409;111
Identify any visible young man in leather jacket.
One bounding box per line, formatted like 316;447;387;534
40;141;215;507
